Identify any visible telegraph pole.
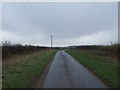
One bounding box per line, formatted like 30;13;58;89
51;36;53;48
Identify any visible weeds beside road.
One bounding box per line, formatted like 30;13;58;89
67;49;118;88
2;50;57;88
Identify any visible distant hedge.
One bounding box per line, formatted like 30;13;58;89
2;41;49;59
74;43;119;56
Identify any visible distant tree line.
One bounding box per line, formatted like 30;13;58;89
2;41;50;59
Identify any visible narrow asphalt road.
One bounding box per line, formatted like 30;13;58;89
42;50;108;88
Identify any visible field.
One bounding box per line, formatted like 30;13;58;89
2;41;119;88
2;50;57;88
67;47;118;88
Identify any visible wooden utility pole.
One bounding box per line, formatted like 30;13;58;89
51;36;53;48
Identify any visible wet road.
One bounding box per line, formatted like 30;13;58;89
42;50;108;88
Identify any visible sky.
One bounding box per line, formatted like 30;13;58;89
1;2;118;47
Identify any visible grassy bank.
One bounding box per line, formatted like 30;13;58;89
3;50;57;88
67;50;118;88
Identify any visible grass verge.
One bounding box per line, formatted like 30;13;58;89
2;50;57;88
67;50;118;88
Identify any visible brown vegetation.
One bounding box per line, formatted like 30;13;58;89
2;41;50;59
2;49;51;67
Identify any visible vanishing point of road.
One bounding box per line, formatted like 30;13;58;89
42;50;108;88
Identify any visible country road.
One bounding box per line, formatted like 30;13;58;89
42;50;108;88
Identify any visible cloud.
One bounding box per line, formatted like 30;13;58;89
2;30;46;45
1;2;118;46
2;30;24;42
71;29;118;45
29;2;117;39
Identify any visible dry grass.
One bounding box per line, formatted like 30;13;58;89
3;50;57;88
2;49;51;67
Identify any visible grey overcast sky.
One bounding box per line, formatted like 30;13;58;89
2;2;118;47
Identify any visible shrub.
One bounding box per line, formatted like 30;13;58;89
2;41;49;59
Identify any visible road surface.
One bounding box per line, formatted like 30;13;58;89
42;50;108;88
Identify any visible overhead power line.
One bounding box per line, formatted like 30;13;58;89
14;2;41;28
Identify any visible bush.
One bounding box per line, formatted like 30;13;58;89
2;41;49;59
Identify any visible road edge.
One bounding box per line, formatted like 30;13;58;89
33;51;57;88
65;51;110;88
